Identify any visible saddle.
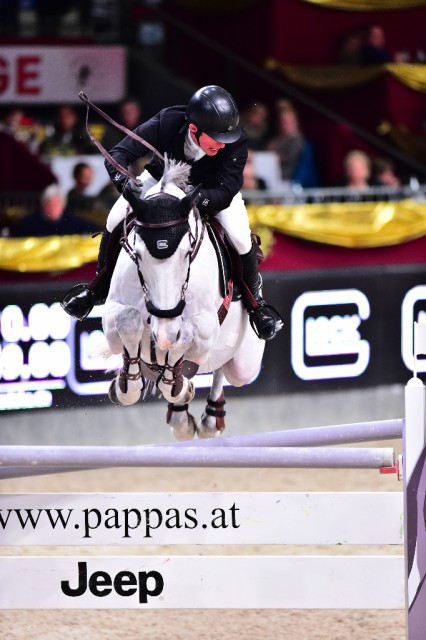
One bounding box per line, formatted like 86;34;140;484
206;217;264;307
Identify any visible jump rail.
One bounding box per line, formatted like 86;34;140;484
164;418;404;448
0;418;402;480
1;322;426;640
0;445;395;470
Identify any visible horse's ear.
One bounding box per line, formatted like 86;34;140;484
123;180;145;213
180;185;202;215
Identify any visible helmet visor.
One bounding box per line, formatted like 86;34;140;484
203;125;242;144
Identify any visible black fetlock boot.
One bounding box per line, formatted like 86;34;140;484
240;241;283;341
61;228;115;321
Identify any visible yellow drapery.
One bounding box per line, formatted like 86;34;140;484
0;235;100;273
266;59;426;93
2;199;426;273
301;0;426;10
248;199;426;248
382;124;426;164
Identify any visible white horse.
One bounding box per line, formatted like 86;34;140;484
102;158;265;440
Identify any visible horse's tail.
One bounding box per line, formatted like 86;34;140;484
91;333;122;373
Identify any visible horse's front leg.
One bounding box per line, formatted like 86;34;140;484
198;368;226;439
156;352;195;405
108;306;145;406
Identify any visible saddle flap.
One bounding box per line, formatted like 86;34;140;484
206;219;264;297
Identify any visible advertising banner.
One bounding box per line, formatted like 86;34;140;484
0;263;426;411
0;555;404;609
0;46;126;103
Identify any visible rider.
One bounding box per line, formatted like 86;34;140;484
61;85;282;341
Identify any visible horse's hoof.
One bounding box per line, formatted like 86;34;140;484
171;413;197;441
197;418;224;439
197;394;226;438
167;403;197;441
108;379;123;406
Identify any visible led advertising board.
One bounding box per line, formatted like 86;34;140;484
1;264;426;411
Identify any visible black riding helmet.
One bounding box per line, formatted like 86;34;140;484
186;85;242;144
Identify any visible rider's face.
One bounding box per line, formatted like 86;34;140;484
189;124;225;156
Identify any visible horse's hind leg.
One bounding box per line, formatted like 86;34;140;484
198;368;226;439
166;402;197;441
109;306;144;406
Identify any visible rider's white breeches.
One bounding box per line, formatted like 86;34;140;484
214;192;252;254
105;170;252;255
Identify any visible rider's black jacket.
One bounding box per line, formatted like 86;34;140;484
105;106;248;216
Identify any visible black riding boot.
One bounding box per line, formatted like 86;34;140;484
240;241;283;341
61;229;114;321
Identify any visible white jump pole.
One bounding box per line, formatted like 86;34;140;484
164;419;403;448
0;444;395;470
0;419;402;480
404;321;426;640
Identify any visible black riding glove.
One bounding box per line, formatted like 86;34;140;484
121;178;143;200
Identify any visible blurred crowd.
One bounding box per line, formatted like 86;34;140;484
0;98;146;237
0;0;120;40
0;80;413;238
240;96;405;196
336;23;425;66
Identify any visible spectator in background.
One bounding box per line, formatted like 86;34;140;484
102;98;143;150
372;157;401;187
39;104;93;157
93;181;120;215
240;101;271;150
337;28;363;65
241;150;267;205
360;25;393;65
268;100;305;181
102;98;149;176
0;104;40;153
242;150;267;190
0;105;25;136
341;150;372;189
267;99;318;188
66;162;95;217
12;184;94;237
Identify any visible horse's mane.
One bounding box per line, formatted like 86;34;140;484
161;155;191;192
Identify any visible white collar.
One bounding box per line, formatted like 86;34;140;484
184;128;206;162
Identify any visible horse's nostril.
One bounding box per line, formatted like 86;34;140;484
176;330;181;341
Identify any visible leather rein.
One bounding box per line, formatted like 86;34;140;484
79;91;164;184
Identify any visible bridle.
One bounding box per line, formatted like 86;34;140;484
120;193;206;319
